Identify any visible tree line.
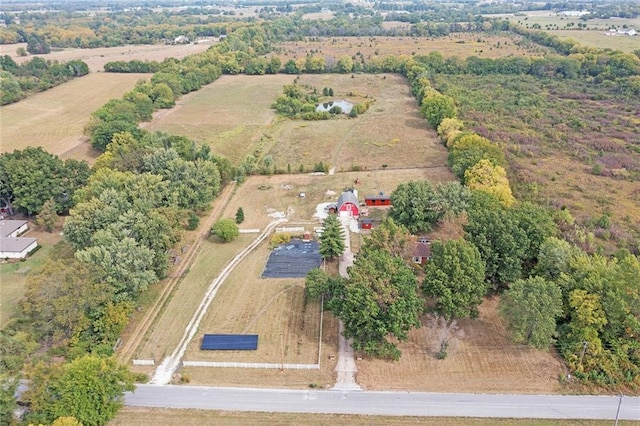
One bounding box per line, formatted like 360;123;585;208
0;55;89;105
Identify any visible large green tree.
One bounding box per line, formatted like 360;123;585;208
210;218;239;242
0;147;90;215
422;240;487;319
335;245;422;360
318;214;345;260
500;276;563;348
390;181;470;234
26;356;134;426
464;194;529;289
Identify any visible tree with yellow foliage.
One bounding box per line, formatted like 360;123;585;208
464;159;514;207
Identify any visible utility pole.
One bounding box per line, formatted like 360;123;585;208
578;340;588;365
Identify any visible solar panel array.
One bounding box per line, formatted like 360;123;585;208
200;334;259;350
262;239;322;278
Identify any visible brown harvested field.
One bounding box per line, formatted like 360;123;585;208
356;297;566;394
142;74;296;163
275;34;547;63
0;41;215;72
0;72;147;161
112;407;635;425
270;73;447;171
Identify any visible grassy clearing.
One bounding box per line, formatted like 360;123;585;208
133;234;256;362
142;74;296;163
271;73;447;171
0;42;215;73
357;297;566;394
145;73;450;171
0;225;67;328
275;33;546;62
112;407;638;425
0;72;146;161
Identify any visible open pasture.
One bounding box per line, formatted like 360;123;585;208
133;234;257;363
551;30;640;53
142;74;296;163
356;297;566;394
274;33;546;63
0;41;215;73
0;72;146;160
269;73;448;171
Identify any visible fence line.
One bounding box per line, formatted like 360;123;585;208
182;361;319;370
132;359;155;366
239;228;261;234
275;226;305;233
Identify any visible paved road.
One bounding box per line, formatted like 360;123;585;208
125;385;640;420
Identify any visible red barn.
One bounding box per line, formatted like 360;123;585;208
337;191;359;217
365;195;391;206
360;219;372;230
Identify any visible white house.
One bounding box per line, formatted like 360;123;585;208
0;220;38;259
0;237;38;259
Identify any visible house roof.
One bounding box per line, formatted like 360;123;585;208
413;242;431;258
0;220;27;238
0;237;37;253
337;191;358;207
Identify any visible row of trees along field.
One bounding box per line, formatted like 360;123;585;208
0;55;89;105
306;65;639;389
2;15;639;424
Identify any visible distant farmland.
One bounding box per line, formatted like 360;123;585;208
0;72;148;161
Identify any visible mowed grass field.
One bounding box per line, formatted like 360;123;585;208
357;298;565;394
142;74;296;163
0;41;215;72
0;72;147;161
146;73;449;171
111;408;639;426
270;73;447;171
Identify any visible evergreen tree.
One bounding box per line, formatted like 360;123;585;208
319;214;345;260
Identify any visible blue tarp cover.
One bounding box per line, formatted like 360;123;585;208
201;334;258;350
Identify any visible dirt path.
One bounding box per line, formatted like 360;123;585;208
117;182;236;363
333;217;361;391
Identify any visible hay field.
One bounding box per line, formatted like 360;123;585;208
356;297;566;394
275;33;546;62
269;73;447;171
0;41;215;72
0;72;147;160
142;74;296;163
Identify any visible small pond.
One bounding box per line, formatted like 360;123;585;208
315;99;353;114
